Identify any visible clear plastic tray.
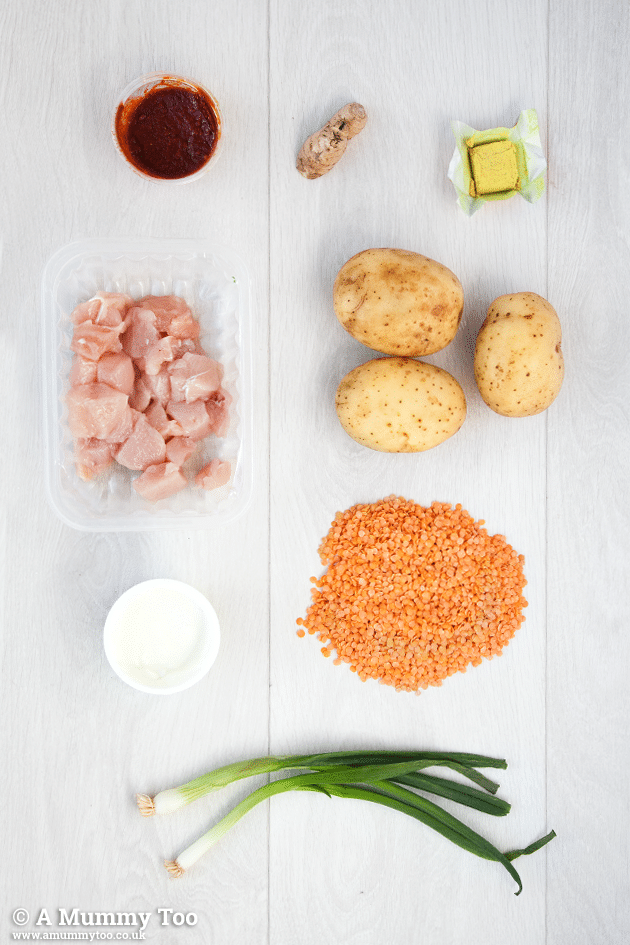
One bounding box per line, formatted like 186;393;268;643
42;239;252;531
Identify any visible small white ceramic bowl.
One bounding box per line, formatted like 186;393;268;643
104;579;220;694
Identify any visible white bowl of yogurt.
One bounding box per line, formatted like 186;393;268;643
104;579;220;694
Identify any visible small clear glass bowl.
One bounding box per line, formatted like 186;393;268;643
112;72;223;183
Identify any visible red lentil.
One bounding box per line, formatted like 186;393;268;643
297;496;527;693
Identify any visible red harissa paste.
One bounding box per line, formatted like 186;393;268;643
115;78;220;180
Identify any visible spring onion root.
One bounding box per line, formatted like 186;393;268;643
138;749;554;892
164;860;184;878
136;794;155;817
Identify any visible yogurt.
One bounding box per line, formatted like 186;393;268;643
104;579;220;693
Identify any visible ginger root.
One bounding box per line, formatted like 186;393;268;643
296;103;367;179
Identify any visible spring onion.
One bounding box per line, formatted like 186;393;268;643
137;749;555;892
137;749;506;816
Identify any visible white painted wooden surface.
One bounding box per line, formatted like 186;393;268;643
1;1;628;942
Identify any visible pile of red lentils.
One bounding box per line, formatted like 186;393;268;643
296;496;527;692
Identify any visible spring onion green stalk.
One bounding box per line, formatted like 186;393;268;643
325;781;536;892
152;757;554;892
137;749;507;816
389;772;511;816
333;782;555;894
505;830;557;861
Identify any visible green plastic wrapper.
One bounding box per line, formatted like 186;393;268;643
447;109;546;216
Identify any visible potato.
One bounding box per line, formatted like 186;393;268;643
335;357;466;452
333;248;464;356
474;292;564;417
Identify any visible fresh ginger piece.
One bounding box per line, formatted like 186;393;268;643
296;103;367;179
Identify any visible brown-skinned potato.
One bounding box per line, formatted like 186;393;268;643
335;357;466;452
333;248;464;356
474;292;564;417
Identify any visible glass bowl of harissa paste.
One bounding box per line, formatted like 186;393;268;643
112;73;223;183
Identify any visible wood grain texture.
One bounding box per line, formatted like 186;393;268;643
547;2;630;943
0;0;628;942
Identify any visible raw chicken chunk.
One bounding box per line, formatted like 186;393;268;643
122;306;160;360
69;357;97;386
67;383;131;440
136;295;194;334
195;459;231;491
165;436;197;466
71;297;102;326
74;438;115;481
70;321;124;361
133;462;188;501
168;311;201;340
129;374;153;412
205;389;232;437
115;413;166;470
144;368;171;407
168;353;223;404
140;336;179;376
96;352;135;395
166;400;214;440
71;292;132;328
92;292;132;328
102;402;136;444
145;400;183;439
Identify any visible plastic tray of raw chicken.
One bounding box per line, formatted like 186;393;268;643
41;239;252;530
